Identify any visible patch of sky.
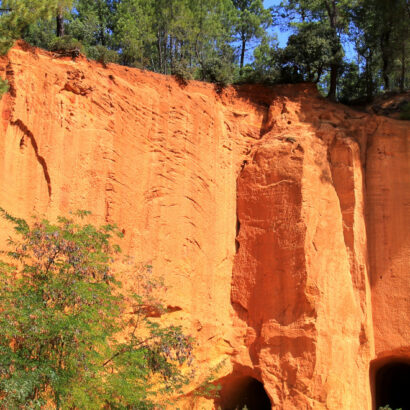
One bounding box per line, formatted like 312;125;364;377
241;0;290;64
264;0;293;47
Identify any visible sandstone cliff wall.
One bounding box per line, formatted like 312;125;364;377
0;43;409;409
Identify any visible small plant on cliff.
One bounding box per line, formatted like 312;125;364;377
0;209;193;409
192;360;226;400
49;35;84;54
0;77;9;99
87;44;119;67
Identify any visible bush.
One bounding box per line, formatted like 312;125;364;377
193;360;225;400
399;102;410;120
0;209;193;409
0;38;13;56
172;60;194;84
87;45;119;66
0;77;9;99
49;35;84;54
199;57;234;87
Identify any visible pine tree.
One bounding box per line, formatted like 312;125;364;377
232;0;271;74
279;0;352;100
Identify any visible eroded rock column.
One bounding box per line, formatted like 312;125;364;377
230;123;373;408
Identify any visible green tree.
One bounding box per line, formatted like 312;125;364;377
74;0;116;47
232;0;272;74
0;209;193;409
316;0;349;100
337;61;366;103
0;0;73;43
191;0;236;82
113;0;154;67
0;0;49;51
349;2;381;100
351;0;409;92
279;0;351;100
242;34;280;83
112;0;237;80
279;22;334;84
56;0;74;37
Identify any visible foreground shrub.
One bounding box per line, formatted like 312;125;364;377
0;209;193;409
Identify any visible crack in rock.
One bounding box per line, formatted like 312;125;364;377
12;119;52;198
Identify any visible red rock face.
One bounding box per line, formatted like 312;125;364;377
366;120;410;360
0;43;409;409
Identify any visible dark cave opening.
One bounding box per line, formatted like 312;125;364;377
375;362;410;410
218;376;271;410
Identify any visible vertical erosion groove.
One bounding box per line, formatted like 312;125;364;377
235;215;240;253
12;119;52;198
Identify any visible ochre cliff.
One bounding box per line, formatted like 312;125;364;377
0;43;409;409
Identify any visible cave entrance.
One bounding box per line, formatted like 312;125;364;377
375;362;410;409
218;376;271;410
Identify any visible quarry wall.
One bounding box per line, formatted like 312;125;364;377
0;43;409;409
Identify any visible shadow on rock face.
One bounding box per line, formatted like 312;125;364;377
375;361;410;410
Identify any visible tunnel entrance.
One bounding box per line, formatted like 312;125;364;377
218;376;271;410
375;362;410;410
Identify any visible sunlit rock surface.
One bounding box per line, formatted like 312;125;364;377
0;42;409;409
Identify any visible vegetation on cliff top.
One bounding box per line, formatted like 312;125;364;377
0;209;193;409
0;0;408;102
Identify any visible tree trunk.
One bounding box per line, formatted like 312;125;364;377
324;1;339;101
169;0;174;72
327;63;338;101
382;60;390;90
97;4;105;45
365;55;374;101
315;66;323;83
399;41;406;92
56;10;64;37
170;35;174;72
240;37;246;75
157;31;163;73
163;34;167;74
380;30;391;90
